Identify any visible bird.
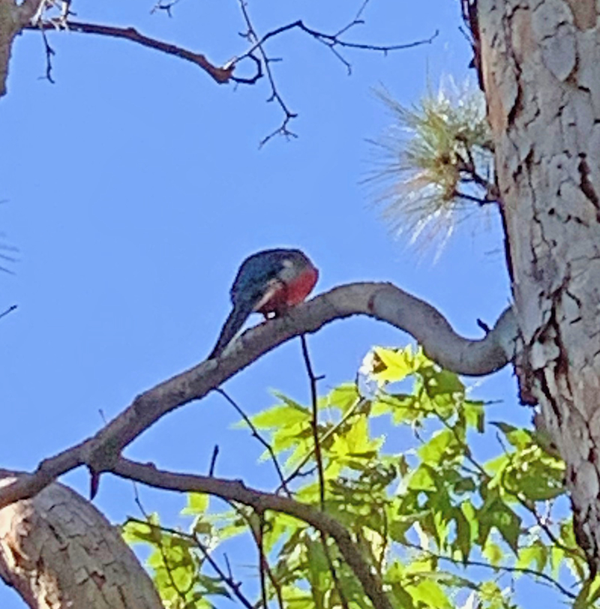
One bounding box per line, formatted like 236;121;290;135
208;248;319;359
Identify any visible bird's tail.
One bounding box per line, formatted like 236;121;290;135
208;298;255;359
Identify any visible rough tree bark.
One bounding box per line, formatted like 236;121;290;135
0;472;163;609
476;0;600;573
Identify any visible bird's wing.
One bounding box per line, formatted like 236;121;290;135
207;296;257;359
209;258;285;358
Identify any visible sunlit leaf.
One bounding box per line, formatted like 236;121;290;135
182;493;209;515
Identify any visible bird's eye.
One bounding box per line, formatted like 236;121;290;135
282;259;294;268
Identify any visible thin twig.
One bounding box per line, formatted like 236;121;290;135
126;517;256;609
209;445;219;476
226;502;285;609
257;512;269;609
236;20;438;65
237;0;297;146
150;0;181;17
216;388;292;497
300;335;325;509
299;336;350;609
133;488;193;603
0;305;17;320
403;540;577;600
39;27;56;83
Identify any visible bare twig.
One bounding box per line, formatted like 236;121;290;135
236;20;438;66
257;512;269;609
209;445;219;476
300;335;325;509
150;0;181;17
0;305;17;320
24;4;437;144
0;251;16;273
232;2;438;143
26;20;234;84
216;388;292;497
299;336;351;609
39;27;56;83
236;0;297;147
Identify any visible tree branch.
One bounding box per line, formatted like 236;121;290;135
0;304;16;320
0;282;517;513
235;19;438;65
26;20;235;84
112;458;394;609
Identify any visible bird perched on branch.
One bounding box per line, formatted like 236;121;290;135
208;248;319;359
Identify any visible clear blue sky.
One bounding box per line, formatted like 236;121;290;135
0;0;555;607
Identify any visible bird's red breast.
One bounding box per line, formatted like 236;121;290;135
257;266;319;315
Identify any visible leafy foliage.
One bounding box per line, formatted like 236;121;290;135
124;346;591;609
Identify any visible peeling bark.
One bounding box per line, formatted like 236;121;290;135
0;472;163;609
477;0;600;574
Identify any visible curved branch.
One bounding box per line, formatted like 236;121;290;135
112;457;394;609
0;282;517;512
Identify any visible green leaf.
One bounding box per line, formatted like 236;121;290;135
197;573;232;598
182;493;209;515
491;422;532;450
482;541;504;567
454;506;472;562
250;401;310;429
418;428;458;464
371;346;417;383
121;514;161;545
323;383;360;414
418;364;465;398
478;496;521;554
121;519;156;545
407;464;438;491
463;400;485;432
406;579;452;609
516;543;548;574
574;576;600;608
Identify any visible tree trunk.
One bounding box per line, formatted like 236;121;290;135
476;0;600;573
0;472;163;608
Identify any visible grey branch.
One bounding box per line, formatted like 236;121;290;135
0;282;516;512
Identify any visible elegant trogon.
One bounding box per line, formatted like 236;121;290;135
209;248;319;359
